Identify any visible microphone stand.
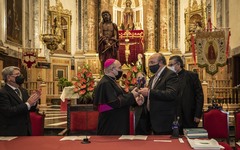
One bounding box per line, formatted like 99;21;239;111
81;108;91;144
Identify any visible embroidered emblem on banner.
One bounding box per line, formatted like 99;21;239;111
195;31;226;75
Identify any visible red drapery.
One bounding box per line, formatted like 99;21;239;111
118;30;144;65
191;33;196;65
226;31;231;58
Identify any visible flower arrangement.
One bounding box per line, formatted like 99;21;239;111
73;64;95;103
122;65;139;92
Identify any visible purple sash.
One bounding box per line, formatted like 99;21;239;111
98;104;113;113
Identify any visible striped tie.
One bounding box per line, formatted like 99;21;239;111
15;89;20;96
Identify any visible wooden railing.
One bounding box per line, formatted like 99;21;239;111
23;81;59;95
203;79;232;88
206;86;240;104
23;80;240;109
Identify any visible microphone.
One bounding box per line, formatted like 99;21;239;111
81;108;91;144
81;135;91;144
171;116;180;138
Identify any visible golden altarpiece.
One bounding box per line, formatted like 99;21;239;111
0;0;238;111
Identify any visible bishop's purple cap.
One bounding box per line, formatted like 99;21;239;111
104;58;116;68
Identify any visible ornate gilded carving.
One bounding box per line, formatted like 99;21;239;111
40;0;72;54
146;1;155;52
185;0;206;53
49;1;71;15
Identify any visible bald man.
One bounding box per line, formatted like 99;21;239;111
138;53;179;135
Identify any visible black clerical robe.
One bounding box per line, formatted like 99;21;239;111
93;75;136;135
177;69;203;132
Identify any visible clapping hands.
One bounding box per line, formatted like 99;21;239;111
27;89;42;106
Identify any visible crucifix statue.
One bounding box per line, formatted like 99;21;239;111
119;30;138;65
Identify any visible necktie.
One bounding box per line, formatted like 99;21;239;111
151;75;158;89
147;92;150;111
147;76;159;111
15;89;20;97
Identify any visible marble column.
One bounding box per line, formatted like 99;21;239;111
159;0;168;52
87;0;98;53
145;0;155;52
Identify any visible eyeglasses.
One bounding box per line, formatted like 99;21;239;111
168;63;177;67
10;73;20;77
149;61;158;65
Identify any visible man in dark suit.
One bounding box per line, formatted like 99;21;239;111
0;66;41;136
168;55;203;134
138;53;179;135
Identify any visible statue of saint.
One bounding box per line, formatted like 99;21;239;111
136;53;146;74
207;42;216;64
98;11;119;70
136;53;143;72
121;0;134;30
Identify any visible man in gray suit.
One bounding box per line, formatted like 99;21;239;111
138;53;179;135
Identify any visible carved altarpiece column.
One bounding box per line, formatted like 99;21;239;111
76;0;100;78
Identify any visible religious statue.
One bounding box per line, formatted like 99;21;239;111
136;53;146;74
98;11;119;70
121;0;134;30
195;21;203;32
53;18;66;51
207;42;216;64
136;53;143;72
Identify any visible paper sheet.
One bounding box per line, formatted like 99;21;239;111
118;135;147;140
60;136;90;141
0;136;17;141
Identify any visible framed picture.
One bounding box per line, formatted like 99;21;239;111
6;0;23;45
53;65;68;81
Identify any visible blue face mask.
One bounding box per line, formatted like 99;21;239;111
149;64;160;73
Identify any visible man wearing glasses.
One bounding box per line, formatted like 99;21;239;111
168;55;203;134
0;66;41;136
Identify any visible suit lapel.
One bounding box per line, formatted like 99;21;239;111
5;85;23;103
152;76;162;89
152;68;167;89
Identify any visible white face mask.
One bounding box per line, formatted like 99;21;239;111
168;66;176;72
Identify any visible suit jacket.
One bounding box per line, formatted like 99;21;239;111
0;84;34;136
177;69;204;128
148;67;179;134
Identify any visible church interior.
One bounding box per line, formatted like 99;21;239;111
0;0;240;148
